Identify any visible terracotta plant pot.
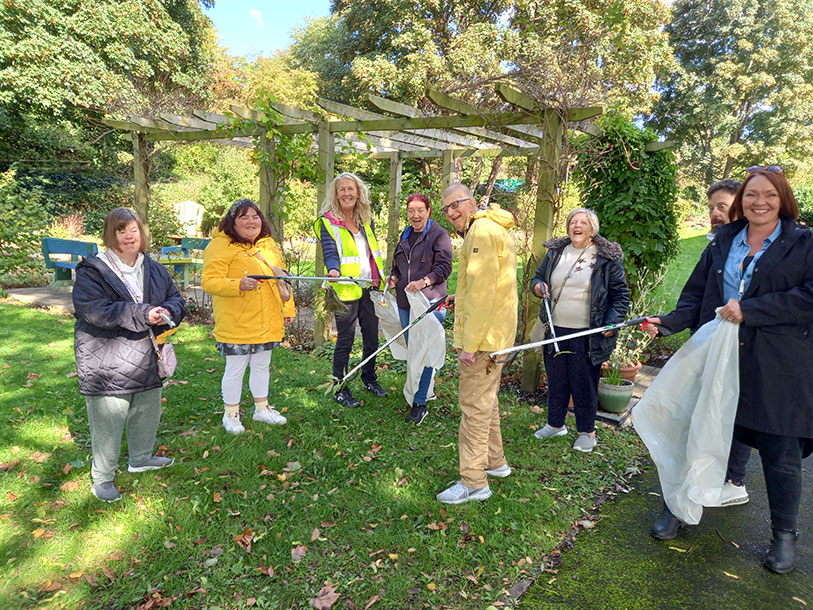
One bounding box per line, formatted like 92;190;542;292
601;360;642;383
597;378;635;413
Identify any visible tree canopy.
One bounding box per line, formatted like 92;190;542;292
648;0;813;184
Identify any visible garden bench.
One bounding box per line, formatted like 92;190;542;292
41;237;98;288
158;237;210;290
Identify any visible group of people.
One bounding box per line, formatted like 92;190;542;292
71;167;810;575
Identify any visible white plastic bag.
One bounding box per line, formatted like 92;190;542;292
631;312;740;524
403;291;446;405
371;291;408;360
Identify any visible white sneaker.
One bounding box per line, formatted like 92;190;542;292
534;423;568;439
222;413;245;435
485;463;512;478
436;481;492;504
253;407;287;426
573;433;596;453
711;481;749;507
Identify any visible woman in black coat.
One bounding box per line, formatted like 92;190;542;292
530;208;630;453
73;208;185;502
645;167;813;574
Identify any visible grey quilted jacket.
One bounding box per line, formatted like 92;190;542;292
72;254;185;396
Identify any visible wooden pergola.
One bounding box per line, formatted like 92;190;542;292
104;85;609;390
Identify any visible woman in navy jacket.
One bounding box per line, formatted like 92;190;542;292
73;208;185;502
645;167;813;574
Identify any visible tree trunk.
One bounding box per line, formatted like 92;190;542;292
481;157;502;205
468;156;484;194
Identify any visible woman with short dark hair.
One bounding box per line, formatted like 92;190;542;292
73;207;185;502
202;199;295;434
644;166;813;574
389;192;453;425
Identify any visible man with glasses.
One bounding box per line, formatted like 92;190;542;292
436;184;518;504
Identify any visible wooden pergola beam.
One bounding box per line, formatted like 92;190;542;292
428;89;545;142
158;112;218;130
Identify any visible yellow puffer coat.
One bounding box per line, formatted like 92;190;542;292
202;230;296;344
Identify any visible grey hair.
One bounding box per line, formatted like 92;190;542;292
566;208;600;236
442;183;473;201
320;172;372;226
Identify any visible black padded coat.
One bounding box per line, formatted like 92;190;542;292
72;253;185;396
530;235;630;365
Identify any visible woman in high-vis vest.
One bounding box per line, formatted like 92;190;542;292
315;172;387;407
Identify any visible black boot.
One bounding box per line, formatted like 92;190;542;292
765;529;798;574
651;502;685;540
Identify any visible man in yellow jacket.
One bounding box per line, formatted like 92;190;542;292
437;184;518;504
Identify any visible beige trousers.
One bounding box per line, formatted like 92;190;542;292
457;351;506;488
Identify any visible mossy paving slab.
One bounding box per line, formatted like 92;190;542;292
519;453;812;609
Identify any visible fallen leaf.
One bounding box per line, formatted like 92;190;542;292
192;538;208;545
32;528;45;538
68;571;84;580
234;529;253;554
66;371;78;378
284;461;301;472
83;574;100;588
255;565;274;577
6;492;17;501
291;545;307;563
107;550;125;561
164;540;177;549
427;522;446;531
426;583;436;591
310;528;320;542
246;597;256;606
363;594;380;610
30;451;50;463
212;492;221;503
311;584;340;609
668;546;688;553
101;567;115;581
0;459;20;471
60;480;80;492
27;372;40;379
41;580;62;592
792;597;807;606
61;463;73;475
723;571;739;580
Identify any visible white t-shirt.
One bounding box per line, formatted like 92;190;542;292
549;244;597;329
352;230;372;280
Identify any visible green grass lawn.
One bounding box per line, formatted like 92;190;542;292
0;300;649;610
651;226;710;313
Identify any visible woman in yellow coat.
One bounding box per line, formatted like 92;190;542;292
202;199;295;434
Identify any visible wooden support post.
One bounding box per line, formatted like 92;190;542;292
258;130;282;240
441;149;456;193
521;109;564;393
386;153;403;271
132;132;150;234
314;120;335;346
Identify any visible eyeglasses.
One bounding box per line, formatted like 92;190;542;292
746;165;784;175
441;197;472;216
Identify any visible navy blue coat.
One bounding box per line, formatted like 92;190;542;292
658;218;813;439
73;254;185;396
531;235;630;365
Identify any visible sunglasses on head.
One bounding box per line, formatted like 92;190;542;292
746;165;784;175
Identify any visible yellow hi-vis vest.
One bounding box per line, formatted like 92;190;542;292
315;216;384;301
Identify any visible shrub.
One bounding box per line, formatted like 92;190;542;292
0;169;48;286
795;185;813;226
574;112;680;299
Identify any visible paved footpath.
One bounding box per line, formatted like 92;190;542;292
517;427;812;609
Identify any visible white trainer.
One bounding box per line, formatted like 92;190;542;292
253;407;287;426
436;481;492;504
573;433;597;453
485;463;512;478
534;423;568;439
222;412;245;435
711;481;749;507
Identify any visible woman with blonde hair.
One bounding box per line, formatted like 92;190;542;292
314;172;387;407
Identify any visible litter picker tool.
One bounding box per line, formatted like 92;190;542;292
489;317;651;363
542;294;560;353
323;297;447;394
247;274;376;285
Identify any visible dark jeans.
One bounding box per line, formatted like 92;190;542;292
725;439;752;484
333;288;379;385
735;425;805;532
543;326;601;434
